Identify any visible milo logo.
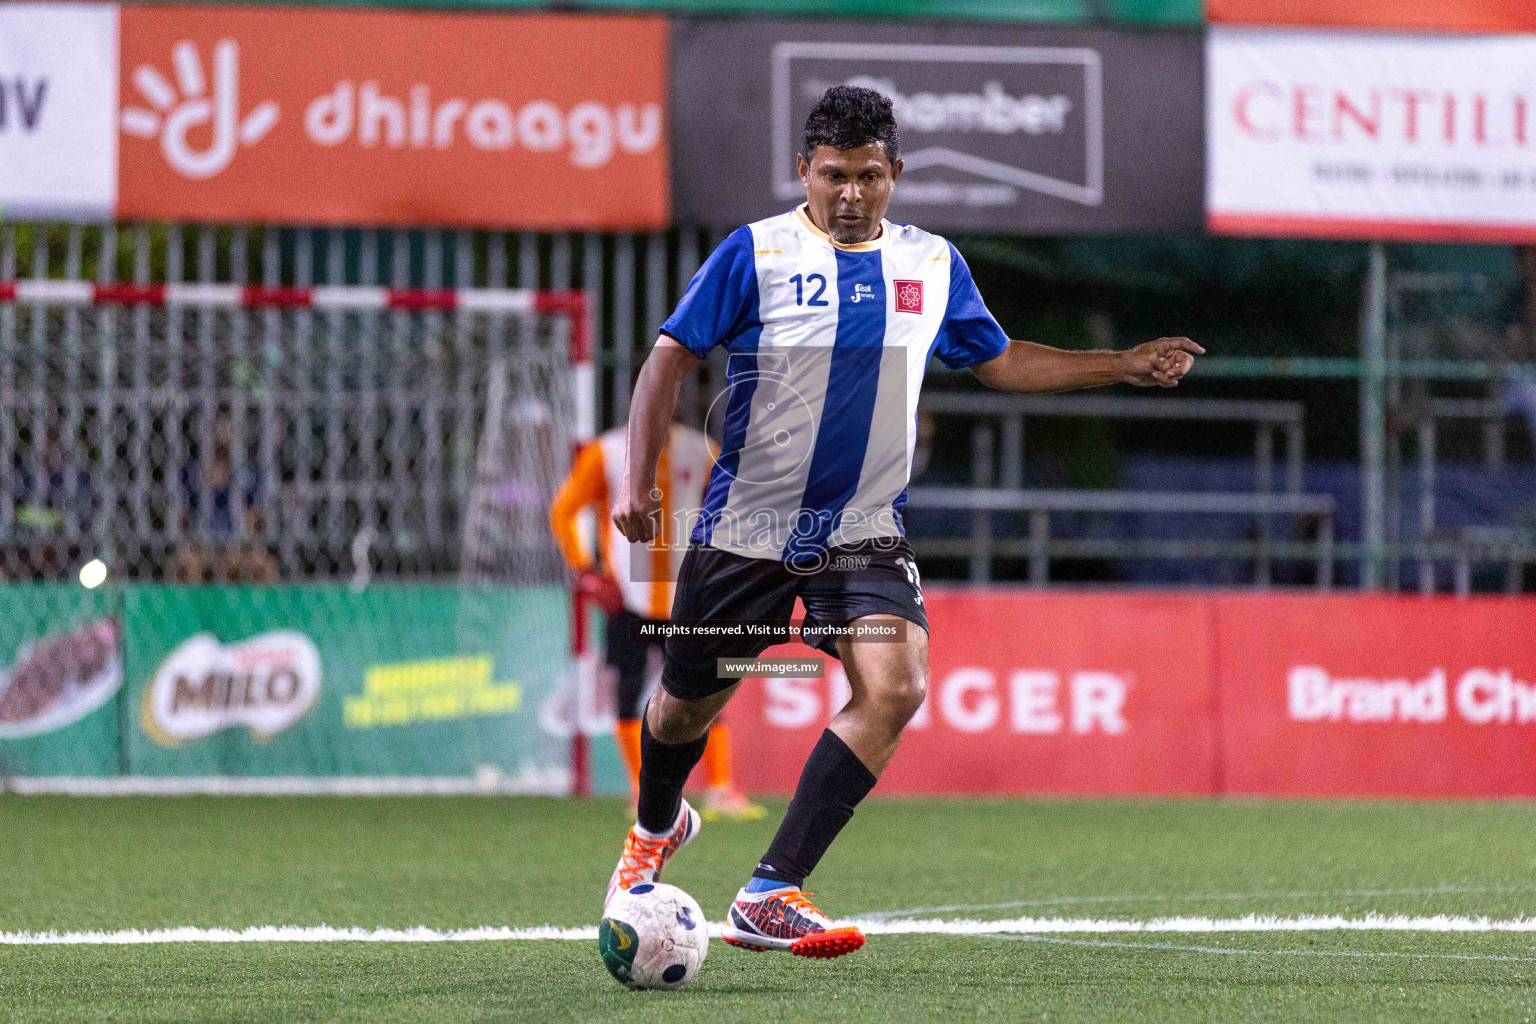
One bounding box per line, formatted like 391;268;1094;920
141;631;321;746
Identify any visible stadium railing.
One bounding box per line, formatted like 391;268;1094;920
908;486;1336;589
918;391;1320;586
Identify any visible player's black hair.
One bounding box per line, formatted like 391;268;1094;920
802;85;900;164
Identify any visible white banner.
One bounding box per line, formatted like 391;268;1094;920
1208;28;1536;241
0;3;117;220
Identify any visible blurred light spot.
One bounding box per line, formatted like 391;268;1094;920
79;559;108;589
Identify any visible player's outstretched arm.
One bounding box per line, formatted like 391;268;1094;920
972;336;1205;394
612;336;700;543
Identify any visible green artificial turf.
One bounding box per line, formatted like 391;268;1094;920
3;795;1534;1022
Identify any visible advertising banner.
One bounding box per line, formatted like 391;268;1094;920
0;3;669;228
115;4;668;228
0;585;122;777
725;591;1220;796
726;590;1535;799
1208;0;1536;34
1217;594;1536;799
6;582;1532;796
1208;28;1536;242
0;3;118;220
671;20;1203;234
121;585;569;786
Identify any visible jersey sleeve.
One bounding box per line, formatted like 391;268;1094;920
933;242;1010;370
547;439;608;572
659;226;760;358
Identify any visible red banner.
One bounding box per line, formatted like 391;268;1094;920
1217;594;1536;798
724;591;1536;799
726;591;1220;797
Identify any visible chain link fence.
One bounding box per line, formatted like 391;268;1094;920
0;221;669;586
1;296;575;585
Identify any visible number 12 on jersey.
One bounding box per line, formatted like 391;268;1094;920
790;274;829;307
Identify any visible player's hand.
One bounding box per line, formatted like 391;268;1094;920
577;568;626;615
1121;337;1204;388
612;487;662;543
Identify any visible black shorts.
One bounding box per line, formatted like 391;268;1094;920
660;538;929;702
604;609;664;721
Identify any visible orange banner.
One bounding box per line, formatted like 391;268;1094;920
1207;0;1536;33
117;5;669;229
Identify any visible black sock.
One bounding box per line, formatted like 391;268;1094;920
753;729;877;888
636;715;709;834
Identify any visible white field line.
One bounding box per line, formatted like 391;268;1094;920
855;884;1536;923
856;914;1536;936
986;933;1536;963
4;914;1535;946
0;925;599;946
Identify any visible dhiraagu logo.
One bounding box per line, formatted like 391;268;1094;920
120;40;279;179
850;282;876;303
344;655;521;729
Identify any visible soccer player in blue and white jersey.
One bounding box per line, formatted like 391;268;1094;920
604;85;1202;958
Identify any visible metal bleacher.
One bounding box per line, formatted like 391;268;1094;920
910;391;1337;588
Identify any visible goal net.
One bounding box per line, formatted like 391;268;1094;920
0;284;586;586
0;283;592;792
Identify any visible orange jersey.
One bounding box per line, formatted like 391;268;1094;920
548;424;716;620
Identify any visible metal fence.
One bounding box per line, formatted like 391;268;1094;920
0;222;726;428
0;222;598;583
914;391;1334;586
4;222;1532;592
1379;268;1536;593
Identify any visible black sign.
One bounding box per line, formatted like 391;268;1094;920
671;19;1203;233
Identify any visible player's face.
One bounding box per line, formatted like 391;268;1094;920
797;144;903;246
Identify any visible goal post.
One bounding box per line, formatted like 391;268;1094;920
0;279;598;793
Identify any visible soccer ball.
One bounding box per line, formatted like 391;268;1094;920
598;883;709;990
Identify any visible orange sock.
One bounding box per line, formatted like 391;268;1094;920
703;723;734;791
615;718;642;791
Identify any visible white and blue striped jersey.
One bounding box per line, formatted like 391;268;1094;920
661;204;1009;562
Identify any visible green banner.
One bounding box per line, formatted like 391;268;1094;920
124;585;569;783
0;584;123;777
0;583;576;788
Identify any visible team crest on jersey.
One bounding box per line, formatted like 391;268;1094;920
894;280;923;314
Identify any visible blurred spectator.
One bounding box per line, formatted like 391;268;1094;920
3;416;93;582
172;409;278;584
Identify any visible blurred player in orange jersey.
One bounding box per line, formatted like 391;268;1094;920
550;421;765;821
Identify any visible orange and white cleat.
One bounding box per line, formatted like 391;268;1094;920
701;786;767;822
720;885;865;959
604;800;701;910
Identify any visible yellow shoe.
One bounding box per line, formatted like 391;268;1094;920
700;787;767;821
